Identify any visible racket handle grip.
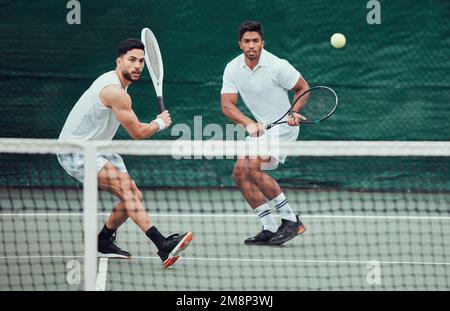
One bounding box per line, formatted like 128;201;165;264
157;96;166;112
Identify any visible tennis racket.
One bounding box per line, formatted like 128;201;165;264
141;27;165;112
266;86;338;129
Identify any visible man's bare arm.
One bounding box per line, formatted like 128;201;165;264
291;76;310;112
221;93;265;136
100;85;171;139
288;76;309;126
221;93;253;126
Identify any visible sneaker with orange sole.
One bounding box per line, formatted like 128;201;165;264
157;232;193;268
269;216;306;245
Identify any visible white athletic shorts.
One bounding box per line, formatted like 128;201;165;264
245;123;300;170
57;153;127;183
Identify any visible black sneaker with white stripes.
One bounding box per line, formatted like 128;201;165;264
98;233;131;259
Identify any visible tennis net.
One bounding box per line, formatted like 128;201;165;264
1;139;449;290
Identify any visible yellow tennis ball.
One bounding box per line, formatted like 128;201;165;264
331;33;346;49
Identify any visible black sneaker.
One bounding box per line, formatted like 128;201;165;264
98;233;132;259
157;232;193;268
269;215;306;245
244;229;276;245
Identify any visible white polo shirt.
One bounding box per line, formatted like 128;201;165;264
221;49;301;124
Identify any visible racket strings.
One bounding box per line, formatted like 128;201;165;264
143;32;161;80
299;89;337;121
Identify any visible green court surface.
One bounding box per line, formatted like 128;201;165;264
1;189;449;291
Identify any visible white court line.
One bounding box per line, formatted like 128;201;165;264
0;255;83;259
145;214;450;221
303;214;450;221
96;258;108;291
1;212;450;220
0;213;103;217
1;255;448;266
132;256;450;266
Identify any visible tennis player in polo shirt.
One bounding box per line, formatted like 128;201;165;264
221;21;309;245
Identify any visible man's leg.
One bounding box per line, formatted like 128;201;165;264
97;163;192;267
246;157;306;245
105;201;128;230
95;163;146;258
245;158;282;199
103;180;143;230
246;158;295;222
233;159;267;208
98;163;151;232
233;158;278;244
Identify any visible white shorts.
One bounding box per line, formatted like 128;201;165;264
245;124;300;170
57;153;127;183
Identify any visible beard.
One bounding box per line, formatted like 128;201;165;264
122;70;140;82
245;49;259;60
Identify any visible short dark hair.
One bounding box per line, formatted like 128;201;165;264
239;21;264;41
117;38;145;57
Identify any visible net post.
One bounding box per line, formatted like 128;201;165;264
83;141;98;291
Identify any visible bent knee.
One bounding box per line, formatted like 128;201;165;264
108;174;142;201
247;168;263;183
232;165;248;184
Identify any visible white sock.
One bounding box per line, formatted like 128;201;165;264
254;203;278;233
270;193;297;222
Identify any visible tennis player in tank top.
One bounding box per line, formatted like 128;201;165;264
58;38;192;268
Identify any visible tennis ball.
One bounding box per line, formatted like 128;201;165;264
330;33;346;49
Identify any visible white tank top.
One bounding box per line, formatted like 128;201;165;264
59;71;126;141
